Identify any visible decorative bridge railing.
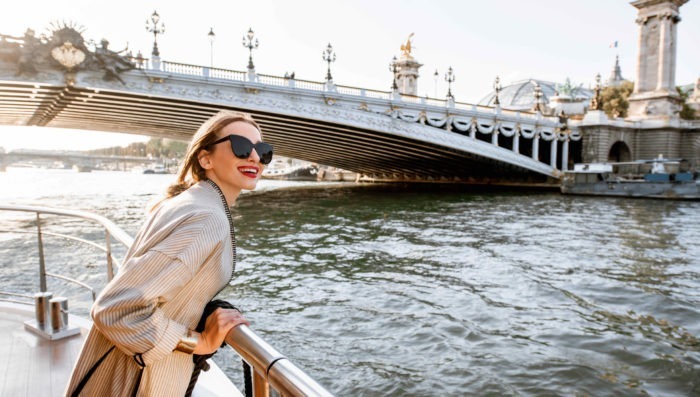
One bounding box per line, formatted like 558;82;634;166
150;60;536;115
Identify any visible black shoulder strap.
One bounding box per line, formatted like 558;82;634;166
70;345;116;397
131;366;144;397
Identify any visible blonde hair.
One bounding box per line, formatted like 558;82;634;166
152;111;261;210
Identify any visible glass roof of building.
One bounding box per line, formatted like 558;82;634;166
478;78;593;110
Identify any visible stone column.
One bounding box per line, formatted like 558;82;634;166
532;135;540;162
550;139;558;168
632;14;647;94
151;55;161;71
396;57;422;97
561;139;569;171
656;13;669;91
628;0;688;119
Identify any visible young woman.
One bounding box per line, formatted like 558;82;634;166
65;111;273;396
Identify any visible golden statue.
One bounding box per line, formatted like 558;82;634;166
400;33;414;58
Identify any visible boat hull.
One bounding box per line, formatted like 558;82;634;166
262;165;319;181
561;180;700;199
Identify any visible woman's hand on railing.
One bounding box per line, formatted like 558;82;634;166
194;308;249;355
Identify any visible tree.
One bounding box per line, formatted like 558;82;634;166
676;86;697;120
85;137;187;159
600;81;634;118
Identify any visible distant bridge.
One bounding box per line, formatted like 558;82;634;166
0;149;161;171
0;29;580;185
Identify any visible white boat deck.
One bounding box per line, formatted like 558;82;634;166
0;302;85;397
0;302;242;397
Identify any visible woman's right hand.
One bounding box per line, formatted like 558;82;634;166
194;308;250;355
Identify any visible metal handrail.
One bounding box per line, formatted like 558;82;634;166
0;228;124;270
0;204;333;396
45;272;96;301
226;326;333;397
0;291;34;299
0;204;129;288
0;204;133;247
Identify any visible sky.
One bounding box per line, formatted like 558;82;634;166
0;0;699;151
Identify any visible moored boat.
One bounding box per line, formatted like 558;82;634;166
560;157;700;199
143;163;169;174
316;167;359;182
262;163;319;181
71;164;93;173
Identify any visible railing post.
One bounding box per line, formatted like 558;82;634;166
105;230;114;281
36;213;47;292
561;138;569;171
253;370;270;397
513;131;520;154
532;134;540;162
226;325;334;397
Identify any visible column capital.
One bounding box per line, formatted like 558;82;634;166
630;0;688;10
631;0;687;21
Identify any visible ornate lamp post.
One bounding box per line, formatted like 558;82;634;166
590;73;602;111
322;43;336;82
242;28;259;71
493;76;502;106
433;69;438;98
444;66;455;99
145;10;165;58
207;27;215;68
389;56;399;91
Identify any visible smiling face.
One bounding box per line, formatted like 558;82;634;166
198;120;265;204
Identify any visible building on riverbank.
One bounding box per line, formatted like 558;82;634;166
571;0;699;165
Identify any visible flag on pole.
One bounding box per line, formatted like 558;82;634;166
609;41;618;48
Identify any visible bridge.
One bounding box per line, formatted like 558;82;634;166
0;27;579;185
0;149;162;172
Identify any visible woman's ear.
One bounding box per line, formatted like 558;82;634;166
198;150;213;169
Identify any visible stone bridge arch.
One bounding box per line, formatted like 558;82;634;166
608;140;632;162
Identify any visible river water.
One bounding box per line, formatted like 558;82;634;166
0;167;698;396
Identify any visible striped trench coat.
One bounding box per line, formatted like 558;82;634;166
65;181;235;396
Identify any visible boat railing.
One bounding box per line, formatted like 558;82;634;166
0;204;333;397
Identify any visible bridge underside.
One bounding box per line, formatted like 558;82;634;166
0;81;552;185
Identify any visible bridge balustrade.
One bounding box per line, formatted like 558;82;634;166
152;59;552;125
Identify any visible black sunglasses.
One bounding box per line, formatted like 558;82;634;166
208;134;274;165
